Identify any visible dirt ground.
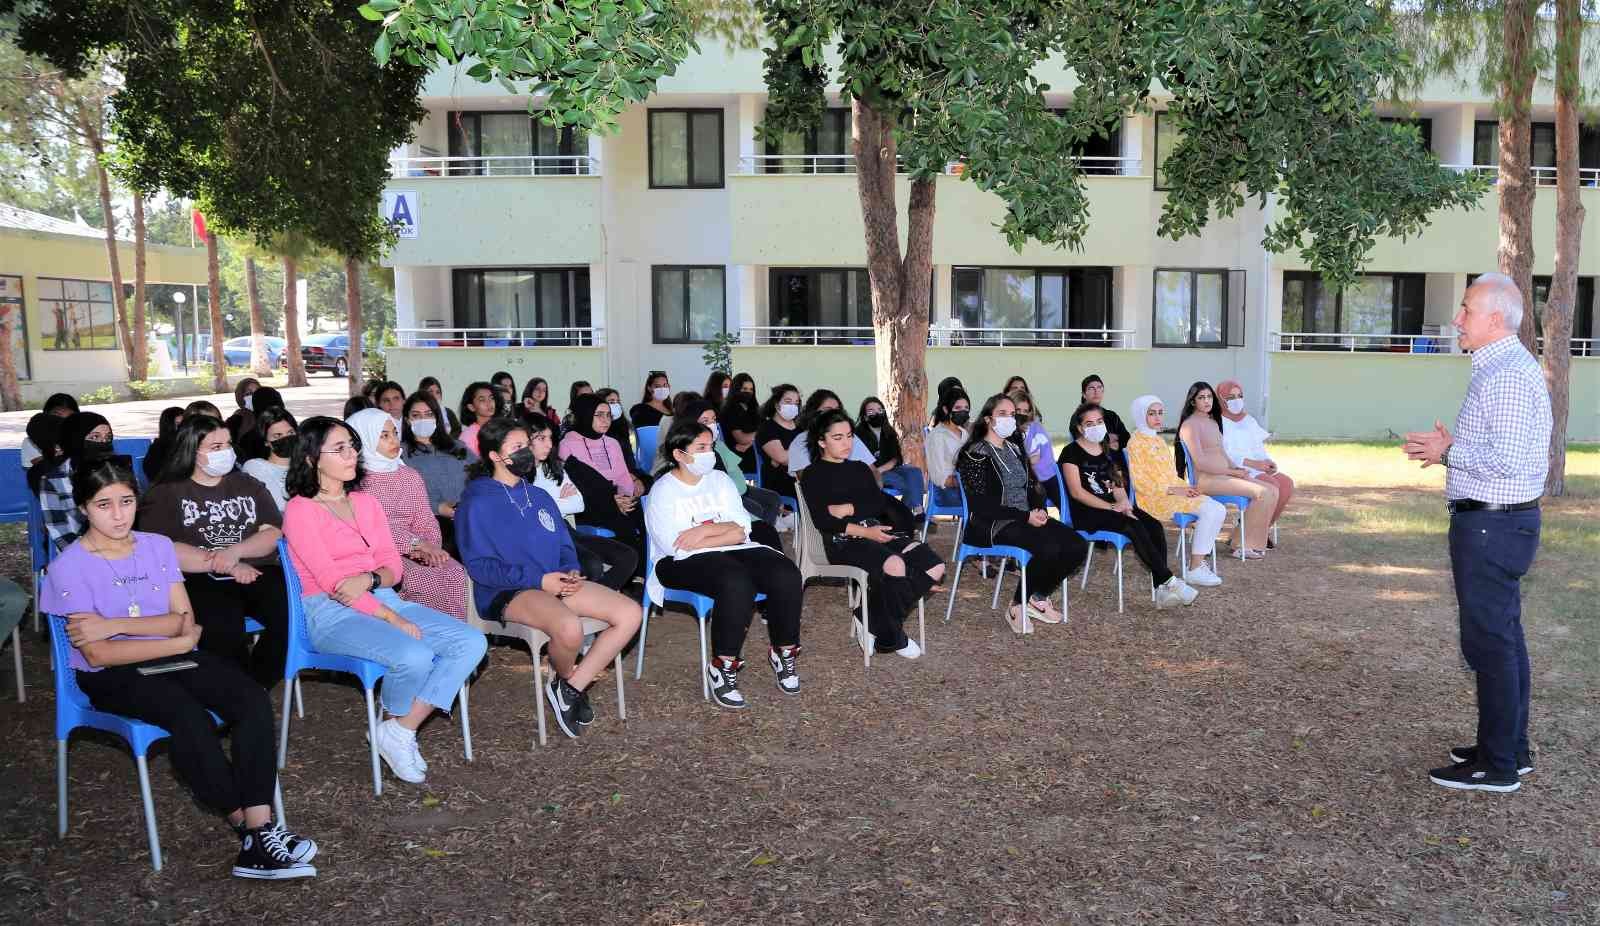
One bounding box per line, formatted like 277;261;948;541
1;452;1596;925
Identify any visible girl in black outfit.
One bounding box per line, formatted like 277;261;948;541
800;410;942;659
703;371;732;409
730;372;756;397
755;383;801;500
955;394;1087;634
629;370;672;428
855;396;926;512
1057;403;1198;610
523;413;638;590
143;406;185;482
1080;374;1131;453
521;377;559;423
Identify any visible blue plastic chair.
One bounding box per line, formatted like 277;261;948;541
27;491;52;636
113;438;153;491
0;450;29;523
1179;440;1254;560
572;524;616;539
633;425;659;473
921;483;964;542
1051;458;1133;613
1121;449;1217;584
942;479;1052;630
49;614;284;872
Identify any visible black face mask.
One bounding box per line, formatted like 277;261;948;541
505;447;537;477
950;410;970;426
80;438;114;461
269;435;297;459
866;412;886;427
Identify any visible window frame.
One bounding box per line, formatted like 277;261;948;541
763;108;854;174
647;108;726;190
1151;268;1231;349
651;265;728;344
951;265;1117;346
38;276;119;352
445;110;591;175
767;267;873;342
450;267;593;345
1281;271;1426;349
1154;112;1184;191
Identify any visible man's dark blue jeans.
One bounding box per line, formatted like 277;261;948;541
1447;507;1541;774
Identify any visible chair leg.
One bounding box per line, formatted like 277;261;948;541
633;604;650;680
613;652;626;721
11;626;22;703
1060;578;1070;623
697;616;711;701
135;754;162;872
990;559;1007;610
272;778;286;827
1081;543;1094;589
1116;549;1125;614
276;675;295;770
943;557;966;624
363;687;382;797
861;584;872;668
533;653;547;748
916;598;926;655
1020;571;1031;635
57;739;68;838
1177;528;1188;581
458;683;473;762
294;678;304;719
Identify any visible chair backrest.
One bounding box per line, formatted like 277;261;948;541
27;489;51;572
47;614;94;723
791;482;828;574
1120;449;1136;507
1178;439;1198;487
276;538;313;675
752;444;763;488
634;425;659;473
0;450;29;523
1047;457;1075;528
112;437;152;460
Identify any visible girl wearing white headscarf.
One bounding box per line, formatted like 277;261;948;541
1123;395;1225;587
348;408;469;619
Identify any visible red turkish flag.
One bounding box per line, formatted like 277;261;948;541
191;208;208;242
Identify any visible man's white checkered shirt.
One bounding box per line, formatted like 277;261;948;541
1445;334;1552;504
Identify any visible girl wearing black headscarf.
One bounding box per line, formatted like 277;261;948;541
33;411;117;552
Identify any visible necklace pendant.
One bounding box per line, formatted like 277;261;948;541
127;602;141;618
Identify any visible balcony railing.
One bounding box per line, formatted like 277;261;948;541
1446;164;1600;187
388;155;597;178
1273;331;1453;353
1537;336;1598;357
739;325;1137;348
735;155;1144;177
397;326;604;348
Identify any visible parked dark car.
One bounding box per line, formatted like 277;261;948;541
301;331;357;377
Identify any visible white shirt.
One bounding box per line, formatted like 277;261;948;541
19;437;42;468
785;431;875;473
531;467;585;521
241;458;290;513
1445;334;1552;504
1221;415;1273;478
924;425;967;488
644;469;762;606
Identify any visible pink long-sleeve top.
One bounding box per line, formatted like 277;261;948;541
282;492;406;616
558;430;635;495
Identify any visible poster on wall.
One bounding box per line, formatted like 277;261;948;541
383;190;418;239
0;274;31;387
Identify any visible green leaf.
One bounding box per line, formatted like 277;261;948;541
356;4;385;21
368;0;401;10
374;29;393;66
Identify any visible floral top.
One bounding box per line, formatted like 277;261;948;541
1126;432;1205;522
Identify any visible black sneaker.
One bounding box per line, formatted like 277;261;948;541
546;676;584;739
1449;745;1534;776
233;819;318;864
233;825;317;879
574;685;594;726
706;657;747;709
1428;759;1521;793
768;645;801;695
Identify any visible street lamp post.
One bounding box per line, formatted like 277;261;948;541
172;290;187;373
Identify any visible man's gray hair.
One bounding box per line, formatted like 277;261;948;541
1468;272;1525;331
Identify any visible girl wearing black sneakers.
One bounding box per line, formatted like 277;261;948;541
455;418;641;738
645;418;804;708
40;459;317;879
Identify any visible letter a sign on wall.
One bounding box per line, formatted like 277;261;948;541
383;190;419;239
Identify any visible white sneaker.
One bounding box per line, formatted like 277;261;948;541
1184;563;1222;587
774;511;796;532
894;638;923;660
375;719;427;784
1173;580;1199;605
1154;581;1182;610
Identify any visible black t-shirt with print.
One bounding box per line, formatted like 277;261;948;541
137;472;283;568
1058;441;1121;520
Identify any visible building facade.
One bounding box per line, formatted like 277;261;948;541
382;42;1598;440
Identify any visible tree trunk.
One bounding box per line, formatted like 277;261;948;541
130;191;149;381
86;135;135;374
854;98;934;469
244;256;272;376
344;256;364;394
282;255;308;387
1498;0;1539;354
0;283;22;410
1544;0;1583;497
206;232;228;394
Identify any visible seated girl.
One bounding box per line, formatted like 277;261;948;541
35;411;117;553
755;383;802;501
347;409;469;621
1176;381;1279;558
42;458;318;879
457;381;505;459
924;389;971;498
401;390;470;553
456;418;640;738
241;406;298;513
1059;403;1201;609
856;396;927;514
645;418;805;709
1124;395;1225;587
139;415;292;687
1217;378;1293;545
679;398;784;540
800;410;943;659
282;417;487;786
523;413;638;591
956;394;1087;633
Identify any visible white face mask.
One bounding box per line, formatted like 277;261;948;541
1225;398;1245;415
652;386;670;402
779;402;800;421
709;422;721;442
684;450;717;476
1083;423;1108;443
242;394;255;412
410;418;437;439
608;402;624;419
200;447;236;477
991;415;1017;439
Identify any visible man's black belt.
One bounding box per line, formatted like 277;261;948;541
1447;498;1540;514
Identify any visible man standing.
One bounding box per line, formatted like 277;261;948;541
1404;272;1552;794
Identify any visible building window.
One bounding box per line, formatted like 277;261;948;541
1282;271;1423;349
764;108;853;174
447;111;590;175
653;266;726;343
38;277;117;351
1380;116;1434;154
768;268;872;342
1051;112;1123;174
451;268;592;345
0;274;30;379
1153;269;1235;348
649;109;724;189
952;267;1115;346
1154;113;1187;190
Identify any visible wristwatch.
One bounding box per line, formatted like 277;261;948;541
1439;445;1451;468
369;570;383;590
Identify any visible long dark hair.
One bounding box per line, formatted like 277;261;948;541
796;388;842;433
730;372;755;396
1174;381;1221;478
459;381;502;426
719;392;761;438
760;383;800;421
522;377;554;416
418;375;444;397
855;395;900;460
156;406;184;442
24;413;63;493
639;370;670;405
806;408;854;463
287;416;364;498
1069;401;1121;486
703;371;731;407
932;388;971;426
255;406;300;461
155;415;229;486
42;392;79;416
465;416;529;480
957;393;1017;459
523;412;565;483
374;380;406;409
655;417;712;478
402;391;463;457
567;380;592;413
72;457;139;508
342;395;373;418
492;371;516;399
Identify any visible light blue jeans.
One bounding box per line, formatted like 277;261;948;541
303;588;486;718
881;465;926;512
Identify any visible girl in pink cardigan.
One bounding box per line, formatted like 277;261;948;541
282;417;485;787
559;394;644;500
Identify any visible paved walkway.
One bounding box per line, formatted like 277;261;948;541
0;375;353;448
